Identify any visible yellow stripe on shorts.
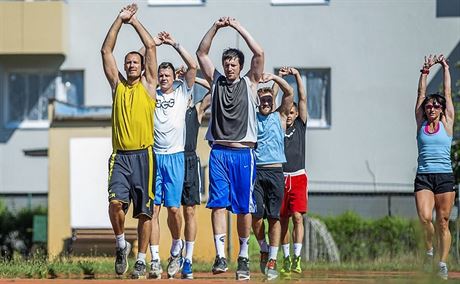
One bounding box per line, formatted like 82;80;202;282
148;146;154;200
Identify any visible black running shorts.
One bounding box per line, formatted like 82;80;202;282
252;167;284;219
182;151;201;206
414;173;455;194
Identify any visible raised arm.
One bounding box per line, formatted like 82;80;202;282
271;67;290;108
196;18;228;85
101;4;137;91
195;77;211;90
415;55;437;128
290;68;307;123
438;55;454;131
196;92;212;124
228;18;264;84
129;9;158;99
262;73;293;117
159;32;197;89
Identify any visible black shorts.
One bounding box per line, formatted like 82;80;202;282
414;173;455;194
182;152;201;206
252;167;284;219
108;147;155;218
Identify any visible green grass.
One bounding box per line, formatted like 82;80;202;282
0;253;459;279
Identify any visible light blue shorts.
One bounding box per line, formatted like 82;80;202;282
154;152;185;208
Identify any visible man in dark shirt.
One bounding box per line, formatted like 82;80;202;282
274;67;308;278
196;16;264;281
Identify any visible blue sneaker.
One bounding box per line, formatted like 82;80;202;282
181;258;193;279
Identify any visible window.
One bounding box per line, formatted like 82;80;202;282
274;68;331;128
5;70;84;128
147;0;205;6
272;0;329;5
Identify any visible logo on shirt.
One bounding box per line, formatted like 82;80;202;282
285;128;296;138
157;98;175;109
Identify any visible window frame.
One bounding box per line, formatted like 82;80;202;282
274;67;331;129
147;0;205;6
271;0;330;6
3;69;84;129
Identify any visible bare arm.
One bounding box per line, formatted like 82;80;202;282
415;55;437;128
196;18;228;85
159;32;197;89
101;5;137;91
129;11;158;99
262;73;293;118
229;18;264;84
196;92;212;124
271;67;289;108
439;55;454;132
291;67;307;123
195;77;211;90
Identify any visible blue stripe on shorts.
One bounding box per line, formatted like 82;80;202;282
206;145;256;214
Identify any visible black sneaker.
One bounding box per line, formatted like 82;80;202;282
236;256;250;281
211;256;228;274
131;260;147;279
259;251;269;274
114;242;131;275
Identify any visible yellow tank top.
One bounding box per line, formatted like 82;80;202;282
112;81;156;151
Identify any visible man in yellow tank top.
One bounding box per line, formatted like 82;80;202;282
101;3;158;279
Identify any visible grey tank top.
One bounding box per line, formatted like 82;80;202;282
206;74;258;143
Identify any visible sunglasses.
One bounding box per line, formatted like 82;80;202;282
424;104;442;110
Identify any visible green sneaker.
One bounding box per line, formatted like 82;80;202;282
292;255;302;274
280;256;291;278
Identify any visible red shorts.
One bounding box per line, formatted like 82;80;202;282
280;170;308;218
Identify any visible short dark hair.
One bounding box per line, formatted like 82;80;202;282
158;62;175;75
422;93;447;119
257;87;274;96
222;48;244;67
125;51;144;67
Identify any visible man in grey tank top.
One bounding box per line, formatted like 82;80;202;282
196;16;264;281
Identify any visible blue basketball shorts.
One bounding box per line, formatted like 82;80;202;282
206;144;256;214
154;151;185;208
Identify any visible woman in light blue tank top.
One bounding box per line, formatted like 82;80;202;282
414;54;455;280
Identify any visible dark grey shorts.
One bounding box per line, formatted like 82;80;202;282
414;173;455;194
108;147;155;218
252;167;284;219
182;152;201;206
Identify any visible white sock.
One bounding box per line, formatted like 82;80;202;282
258;239;269;253
282;244;290;257
293;243;302;257
171;239;183;256
150;245;160;261
238;237;250;258
426;248;434;257
137;252;147;264
185;241;195;262
269;246;279;260
116;234;126;249
439;261;447;268
214;234;226;258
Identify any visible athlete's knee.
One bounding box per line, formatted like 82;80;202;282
184;206;195;218
168;206;181;215
109;200;123;212
292;213;304;226
436;216;450;232
419;215;432;226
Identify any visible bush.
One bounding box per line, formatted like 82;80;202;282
0;199;47;258
319;211;424;262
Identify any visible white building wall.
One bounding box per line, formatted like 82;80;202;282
0;1;459;210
